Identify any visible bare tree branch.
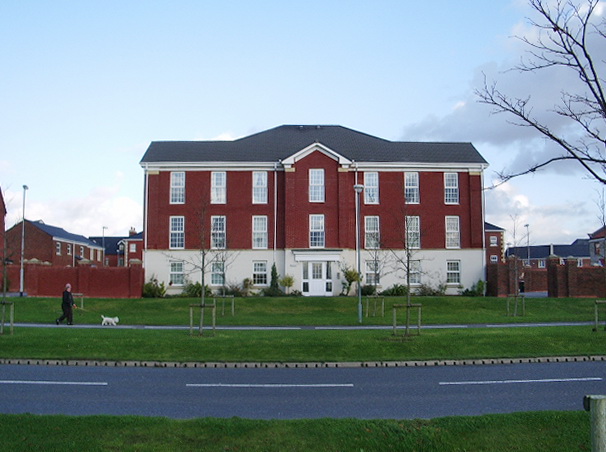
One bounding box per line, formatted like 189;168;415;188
477;0;606;185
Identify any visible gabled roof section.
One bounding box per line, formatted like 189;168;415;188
485;222;504;232
140;125;488;166
281;142;352;166
29;220;102;249
0;187;6;217
89;236;124;256
589;225;606;240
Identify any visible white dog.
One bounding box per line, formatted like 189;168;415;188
101;315;119;326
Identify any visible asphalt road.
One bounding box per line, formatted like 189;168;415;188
1;360;604;419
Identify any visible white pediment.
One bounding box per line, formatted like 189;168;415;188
281;143;352;168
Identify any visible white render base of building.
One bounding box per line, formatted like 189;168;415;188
144;248;485;297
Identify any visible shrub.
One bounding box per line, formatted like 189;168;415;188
415;282;446;296
380;284;409;296
341;265;361;296
143;276;167;298
361;285;377;296
279;275;294;294
461;280;486;297
181;282;212;299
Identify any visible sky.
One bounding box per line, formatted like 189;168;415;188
1;0;604;247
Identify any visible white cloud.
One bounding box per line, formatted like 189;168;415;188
4;174;142;238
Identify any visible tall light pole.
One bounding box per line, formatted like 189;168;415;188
524;223;530;267
102;226;108;266
354;184;364;324
19;185;28;297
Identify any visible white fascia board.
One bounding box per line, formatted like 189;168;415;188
281;143;352;167
53;237;103;250
350;162;489;172
142;161;282;172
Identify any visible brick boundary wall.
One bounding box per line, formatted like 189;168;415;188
487;256;606;298
4;263;143;298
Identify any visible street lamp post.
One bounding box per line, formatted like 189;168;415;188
354;184;364;324
19;185;28;297
102;226;108;266
525;223;530;267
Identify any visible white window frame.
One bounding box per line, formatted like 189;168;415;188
67;243;72;256
309;214;325;248
446;260;461;284
405;172;420;204
445;216;460;249
490;255;499;264
444;172;459;204
56;242;62;255
169;216;185;249
252;216;268;249
129;243;137;253
170;171;185;204
539;259;546;268
253;261;268;286
309;169;325;203
365;260;380;285
211;171;226;204
365;216;380;249
364;172;379;204
211;216;226;249
169;261;185;286
409;260;421;285
490;236;498;247
211;261;225;286
406;216;420;249
252;171;268;204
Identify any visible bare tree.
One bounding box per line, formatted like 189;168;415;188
477;0;606;184
164;203;238;304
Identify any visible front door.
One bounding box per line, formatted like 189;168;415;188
302;261;333;296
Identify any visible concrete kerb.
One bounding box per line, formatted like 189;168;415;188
1;355;605;369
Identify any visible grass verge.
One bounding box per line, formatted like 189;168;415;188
0;411;590;451
6;295;602;326
2;325;605;362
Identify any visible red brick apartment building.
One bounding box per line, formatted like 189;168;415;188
140;125;488;296
6;220;104;267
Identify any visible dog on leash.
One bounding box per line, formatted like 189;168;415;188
101;315;120;326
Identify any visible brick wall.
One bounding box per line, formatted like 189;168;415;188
5;263;144;298
488;256;606;298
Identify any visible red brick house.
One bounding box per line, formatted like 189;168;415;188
5;220;104;267
485;222;505;264
0;188;6;264
89;228;144;267
140;125;488;296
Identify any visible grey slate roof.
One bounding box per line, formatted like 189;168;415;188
29;220;102;249
506;239;590;260
485;222;504;231
140;125;487;165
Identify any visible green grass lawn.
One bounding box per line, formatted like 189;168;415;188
1;295;605;363
0;411;591;451
4;294;602;326
1;325;605;362
1;296;599;450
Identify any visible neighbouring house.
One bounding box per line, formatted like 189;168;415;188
589;226;606;266
140;124;488;296
485;222;505;264
5;219;104;267
90;228;144;267
0;188;6;264
506;239;591;269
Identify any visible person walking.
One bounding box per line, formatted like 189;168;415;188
56;283;76;325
